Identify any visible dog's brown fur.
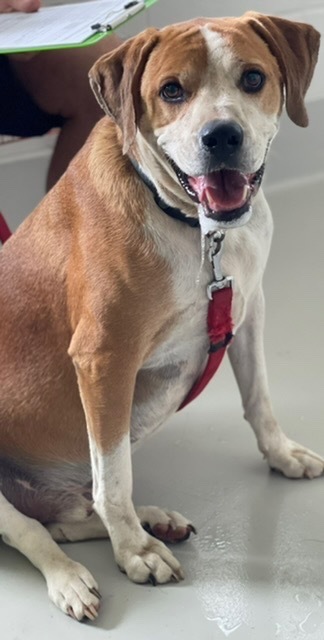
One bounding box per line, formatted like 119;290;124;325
0;120;175;459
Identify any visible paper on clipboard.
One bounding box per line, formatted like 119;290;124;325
0;0;148;53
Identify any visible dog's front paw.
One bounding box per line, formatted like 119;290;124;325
265;435;324;479
46;559;101;621
116;535;184;585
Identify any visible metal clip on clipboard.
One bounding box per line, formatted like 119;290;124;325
91;0;145;32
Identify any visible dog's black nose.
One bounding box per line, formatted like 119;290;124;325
200;120;244;162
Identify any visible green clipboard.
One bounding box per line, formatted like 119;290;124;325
0;0;157;55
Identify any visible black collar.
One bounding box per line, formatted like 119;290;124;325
131;159;200;229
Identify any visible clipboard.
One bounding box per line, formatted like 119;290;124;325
0;0;157;55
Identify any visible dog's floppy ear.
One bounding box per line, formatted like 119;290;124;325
89;28;159;153
243;12;320;127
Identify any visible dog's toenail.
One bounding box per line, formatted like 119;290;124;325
148;573;157;586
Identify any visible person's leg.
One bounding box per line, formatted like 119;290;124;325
9;35;122;188
0;55;65;139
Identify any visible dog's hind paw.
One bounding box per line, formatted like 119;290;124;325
265;435;324;479
46;559;101;621
137;505;196;543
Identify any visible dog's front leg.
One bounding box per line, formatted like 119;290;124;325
69;331;184;585
228;286;324;478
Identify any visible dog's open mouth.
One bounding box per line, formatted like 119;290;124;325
169;161;265;222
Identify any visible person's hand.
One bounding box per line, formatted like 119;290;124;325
0;0;40;12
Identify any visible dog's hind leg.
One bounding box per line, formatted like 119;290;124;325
0;491;101;621
47;511;109;542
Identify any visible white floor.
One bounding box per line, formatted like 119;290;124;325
1;179;324;639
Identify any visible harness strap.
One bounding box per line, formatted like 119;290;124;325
178;286;234;410
0;213;12;245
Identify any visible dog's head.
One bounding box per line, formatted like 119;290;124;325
89;13;320;228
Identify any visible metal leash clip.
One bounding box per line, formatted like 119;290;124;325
207;230;233;300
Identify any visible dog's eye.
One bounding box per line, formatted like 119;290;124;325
160;82;185;103
241;70;265;93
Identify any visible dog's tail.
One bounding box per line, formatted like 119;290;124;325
0;212;12;245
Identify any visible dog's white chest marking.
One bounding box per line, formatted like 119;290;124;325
131;212;229;445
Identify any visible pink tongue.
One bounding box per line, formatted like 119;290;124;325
188;169;249;212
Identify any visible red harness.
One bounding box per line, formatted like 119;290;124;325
0;212;11;245
178;284;233;409
0;214;233;410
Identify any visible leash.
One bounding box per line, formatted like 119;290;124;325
178;230;234;410
0;212;12;245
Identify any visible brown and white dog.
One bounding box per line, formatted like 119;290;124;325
0;12;322;621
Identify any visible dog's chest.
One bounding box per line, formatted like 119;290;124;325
131;216;220;444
